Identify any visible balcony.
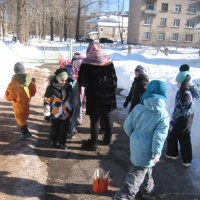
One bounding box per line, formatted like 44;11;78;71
144;9;156;15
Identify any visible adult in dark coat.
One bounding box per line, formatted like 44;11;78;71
123;65;149;113
78;41;117;151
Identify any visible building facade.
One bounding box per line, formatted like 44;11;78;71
84;13;128;41
128;0;200;47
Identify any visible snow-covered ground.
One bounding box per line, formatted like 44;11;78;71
1;39;200;163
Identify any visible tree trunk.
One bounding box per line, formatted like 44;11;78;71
63;15;67;41
24;4;28;45
50;15;54;41
75;0;81;42
16;0;24;43
1;5;6;42
35;8;39;38
41;0;46;39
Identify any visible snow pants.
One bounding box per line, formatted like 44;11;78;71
50;118;69;145
114;165;154;200
70;103;81;134
166;113;194;162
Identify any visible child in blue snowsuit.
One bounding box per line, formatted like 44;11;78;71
114;80;169;200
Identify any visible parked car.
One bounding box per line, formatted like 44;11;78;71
79;38;94;43
99;38;115;43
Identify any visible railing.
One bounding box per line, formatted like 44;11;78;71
144;9;156;15
5;41;88;64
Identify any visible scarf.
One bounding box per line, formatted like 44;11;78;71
81;41;112;66
12;74;31;87
51;78;69;90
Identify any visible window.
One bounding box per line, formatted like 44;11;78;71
160;18;167;26
144;17;152;25
187;20;194;28
146;2;154;10
188;5;196;14
174;4;181;13
185;34;193;42
159;33;165;41
143;32;151;40
172;33;179;41
161;3;168;12
173;19;180;27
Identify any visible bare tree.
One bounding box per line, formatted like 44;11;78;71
75;0;81;41
16;0;26;43
118;0;124;44
4;0;113;43
0;2;7;42
63;0;69;41
75;0;105;42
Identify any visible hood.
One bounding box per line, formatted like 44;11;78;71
143;98;166;113
12;74;32;87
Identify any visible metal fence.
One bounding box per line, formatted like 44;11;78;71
22;41;88;64
5;40;88;64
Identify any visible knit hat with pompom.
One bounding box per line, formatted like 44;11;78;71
179;64;190;72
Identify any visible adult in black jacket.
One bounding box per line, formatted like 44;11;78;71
78;41;117;151
123;65;149;113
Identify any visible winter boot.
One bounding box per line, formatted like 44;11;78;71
18;126;32;141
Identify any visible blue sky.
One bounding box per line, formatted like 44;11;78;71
100;0;129;12
122;0;129;11
111;0;129;11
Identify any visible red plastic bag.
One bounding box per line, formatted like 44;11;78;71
92;168;109;193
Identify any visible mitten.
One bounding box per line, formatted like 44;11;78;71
123;101;128;108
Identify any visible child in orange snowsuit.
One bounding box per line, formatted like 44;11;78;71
5;62;36;141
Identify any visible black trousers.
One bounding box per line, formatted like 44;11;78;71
166;113;194;162
50;118;69;145
89;111;113;146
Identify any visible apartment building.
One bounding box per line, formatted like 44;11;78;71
84;13;129;41
128;0;200;47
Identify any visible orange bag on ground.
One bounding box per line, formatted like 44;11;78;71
92;168;109;193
